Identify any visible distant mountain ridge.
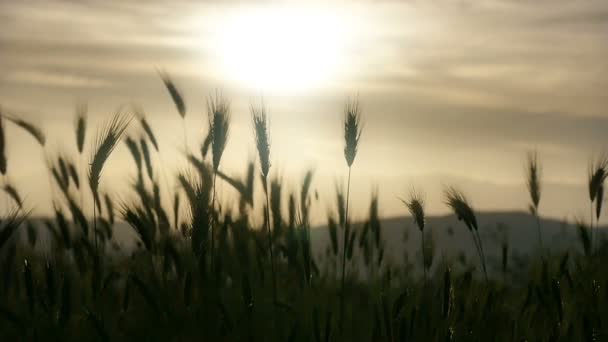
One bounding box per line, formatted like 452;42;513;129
18;211;598;267
310;211;597;267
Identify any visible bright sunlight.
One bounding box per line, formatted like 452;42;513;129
212;6;354;92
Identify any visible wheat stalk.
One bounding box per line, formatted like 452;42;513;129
400;188;426;281
2;180;22;209
208;91;231;174
75;103;87;207
3;114;46;147
89;110;132;256
340;96;362;333
251;102;277;309
136;108;159;152
207;91;230;269
525;151;544;254
587;154;608;251
75;103;88;154
0;113;6;176
158;70;186;118
158;70;188;154
444;186;487;281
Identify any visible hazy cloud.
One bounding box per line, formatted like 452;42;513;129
0;0;607;220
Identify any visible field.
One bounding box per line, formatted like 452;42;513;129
0;75;607;341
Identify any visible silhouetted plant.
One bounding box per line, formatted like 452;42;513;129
74;104;88;206
3;114;46;147
137;111;159;152
4;74;608;342
587;155;607;251
2;181;22;209
158;70;187;152
340;97;362;332
207;91;231;267
252;103;277;307
89;110;132;256
0;113;6;175
75;103;87;154
526;151;544;254
444;186;487;281
400;189;426;282
576;220;592;257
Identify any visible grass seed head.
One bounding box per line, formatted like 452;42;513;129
343;97;362;167
251;103;271;180
89;110;133;204
2;181;22;208
207;91;231;173
135;107;159;152
400;188;425;231
444;186;478;231
75;103;87;154
588;154;608;202
4;114;46;146
140;137;154;180
124;136;142;172
526;151;541;214
0;113;6;175
159;70;186;118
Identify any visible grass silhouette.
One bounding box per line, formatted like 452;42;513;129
0;74;606;341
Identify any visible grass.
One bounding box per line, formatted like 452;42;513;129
587;155;607;252
444;186;488;281
207;91;231;271
0;74;607;341
0;113;6;175
526;150;544;255
251;103;276;309
88;111;133;256
339;97;362;332
400;189;426;282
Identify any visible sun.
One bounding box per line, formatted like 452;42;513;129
212;6;352;92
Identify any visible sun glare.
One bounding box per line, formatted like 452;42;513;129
212;6;353;92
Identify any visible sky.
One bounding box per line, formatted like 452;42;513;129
0;0;607;224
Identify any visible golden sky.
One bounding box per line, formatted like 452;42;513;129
1;0;607;223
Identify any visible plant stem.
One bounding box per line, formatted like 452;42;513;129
264;177;277;304
339;166;352;332
211;172;217;274
470;231;487;282
2;175;6;217
476;231;488;282
421;230;427;284
157;152;173;228
182;118;189;154
93;196;98;258
590;203;594;252
79;153;84;209
535;213;544;255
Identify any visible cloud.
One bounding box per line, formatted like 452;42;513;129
0;0;607;219
5;70;111;88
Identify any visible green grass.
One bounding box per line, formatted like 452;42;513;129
0;75;607;341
